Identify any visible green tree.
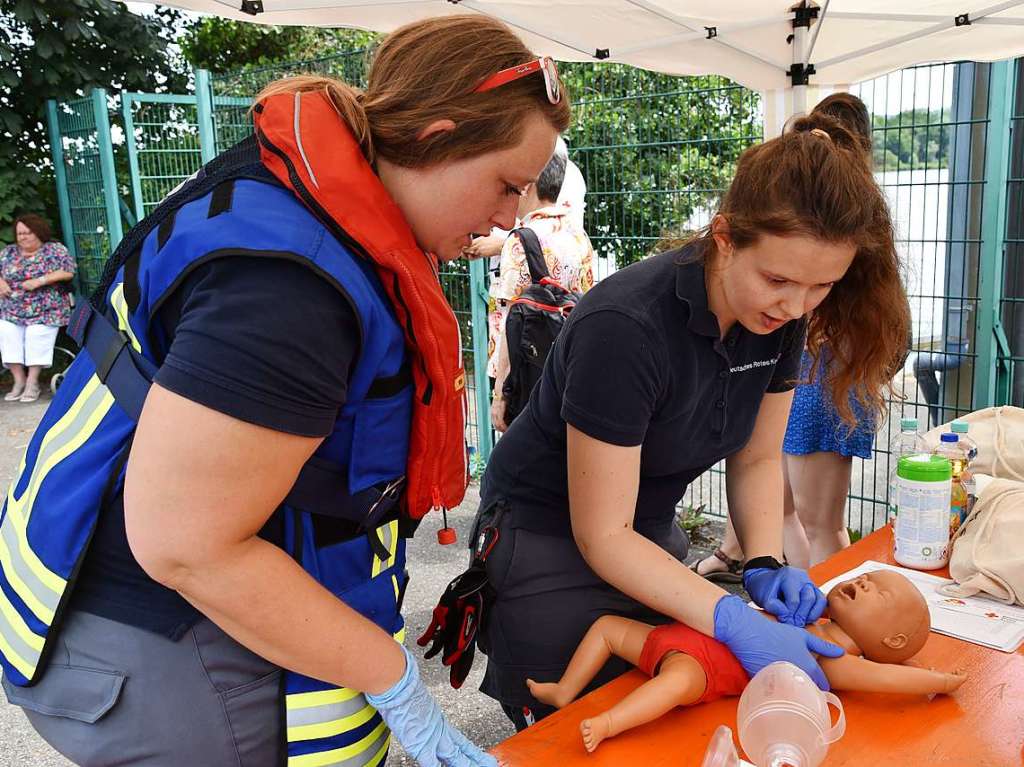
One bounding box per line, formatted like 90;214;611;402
181;18;378;75
872;108;950;172
0;0;186;242
561;64;760;266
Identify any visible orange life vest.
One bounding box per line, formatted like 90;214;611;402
255;90;469;520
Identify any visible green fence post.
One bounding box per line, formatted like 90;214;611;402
45;100;77;264
121;93;146;223
91;88;123;251
195;69;217;164
974;60;1015;410
469;258;493;463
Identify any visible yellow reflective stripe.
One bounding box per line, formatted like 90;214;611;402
0;590;42;679
1;376;113;624
393;627;406;644
391;574;399;601
287;686;362;712
288;721;388;767
286;700;377;742
370;521;398;578
108;283;142;352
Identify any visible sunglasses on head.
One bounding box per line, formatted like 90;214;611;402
474;56;561;105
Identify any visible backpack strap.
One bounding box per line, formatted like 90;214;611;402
512;227;548;284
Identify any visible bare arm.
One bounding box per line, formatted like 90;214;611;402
125;384;405;695
820;653;967;695
567;424;728;636
23;270;75;291
491;305;511;432
725;390;793;562
463;232;506;260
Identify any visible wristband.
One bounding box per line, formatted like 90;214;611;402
743;555;784;574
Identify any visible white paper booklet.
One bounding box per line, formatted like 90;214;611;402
819;560;1024;653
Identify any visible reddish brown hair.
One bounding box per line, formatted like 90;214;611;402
14;214;52;243
254;15;571;167
694;107;909;426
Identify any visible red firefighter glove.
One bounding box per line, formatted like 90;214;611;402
417;564;490;689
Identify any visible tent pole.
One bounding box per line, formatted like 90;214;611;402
791;17;808;119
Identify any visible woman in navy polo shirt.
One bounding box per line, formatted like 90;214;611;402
472;111;911;728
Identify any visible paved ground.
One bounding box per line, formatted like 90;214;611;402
0;389;732;766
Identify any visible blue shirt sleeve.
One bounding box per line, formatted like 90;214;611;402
153;255;360;437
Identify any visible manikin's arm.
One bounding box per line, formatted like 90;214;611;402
819;654;966;695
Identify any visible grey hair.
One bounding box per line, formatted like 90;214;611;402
535;138;568;203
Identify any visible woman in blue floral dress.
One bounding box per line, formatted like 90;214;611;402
0;214;76;402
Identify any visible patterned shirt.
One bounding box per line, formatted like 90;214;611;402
0;241;76;326
487;203;595;377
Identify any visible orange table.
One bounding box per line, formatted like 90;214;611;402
491;526;1024;766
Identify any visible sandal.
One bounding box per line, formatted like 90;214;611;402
4;383;25;402
19;383;40;403
689;548;744;584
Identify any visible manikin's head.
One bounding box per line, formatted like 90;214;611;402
826;570;930;664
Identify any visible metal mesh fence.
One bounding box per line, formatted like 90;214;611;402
123;95;204;221
1003;59;1024;406
51;96;112;295
843;62;1005;533
561;65;762;271
48;52;1019;536
210;49;373;152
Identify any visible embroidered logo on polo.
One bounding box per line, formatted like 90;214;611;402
729;356;780;374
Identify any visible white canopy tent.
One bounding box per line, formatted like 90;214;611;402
143;0;1024;130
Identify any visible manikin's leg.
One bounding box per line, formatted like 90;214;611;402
528;616;708;752
527;615;652;708
578;652;707;752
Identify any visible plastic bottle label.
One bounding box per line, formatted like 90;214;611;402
894;477;951;569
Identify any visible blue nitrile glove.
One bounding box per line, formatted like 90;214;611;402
366;645;498;767
743;565;828;627
713;594;844;691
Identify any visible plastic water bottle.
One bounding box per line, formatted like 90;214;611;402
950;419;978;462
934;433;974;532
887;417;923;522
950;420;978;519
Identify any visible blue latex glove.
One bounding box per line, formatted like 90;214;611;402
743;565;827;627
367;645;498;767
713;594;844;691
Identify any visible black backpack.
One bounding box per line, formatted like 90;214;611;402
500;227;581;423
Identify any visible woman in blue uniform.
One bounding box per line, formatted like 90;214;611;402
472;109;911;728
1;15;569;766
